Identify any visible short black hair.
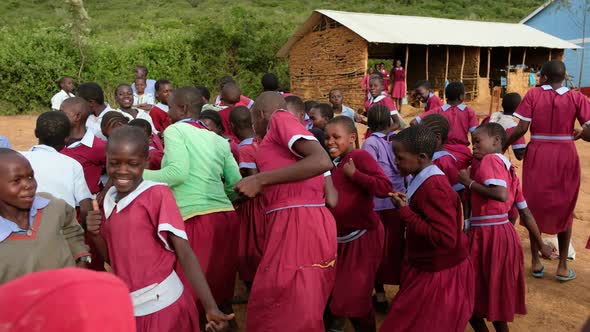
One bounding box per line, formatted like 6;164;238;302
200;109;224;132
229;106;252;130
394;125;438;159
107;126;149;159
171;86;204;117
541;60;566;83
135;65;148;75
445;82;465;102
115;83;132;95
285;95;305;113
195;85;211;101
155;79;171;93
367;104;391;132
128;118;152;137
35;111;71;148
77;82;104;105
218;76;235;90
327;115;357;135
414;80;432;90
369;75;384;86
304;100;318;114
421;114;450;145
58;76;73;88
476;122;507;147
101;111;129;136
312;103;334;120
134;77;147;84
261;73;279;91
501;93;522;115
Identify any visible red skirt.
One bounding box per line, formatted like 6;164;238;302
380;258;474;332
246;206;337;332
468;223;526;322
178;211;240;306
586;236;590;249
445;143;472;170
331;223;384;317
135;289;199;332
375;209;404;285
523;140;580;234
392;81;406;99
237;196;266;283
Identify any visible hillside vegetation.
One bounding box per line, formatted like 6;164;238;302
0;0;545;113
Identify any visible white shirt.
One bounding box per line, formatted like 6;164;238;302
116;108;158;134
133;92;155;106
86;104;115;141
20;145;92;208
50;90;75;111
131;79;156;96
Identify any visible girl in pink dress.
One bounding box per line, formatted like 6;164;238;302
234;92;337;332
390;60;406;112
86;126;233;332
505;60;590;281
458;123;551;332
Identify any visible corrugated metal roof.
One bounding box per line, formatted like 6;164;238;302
277;9;580;57
520;0;554;24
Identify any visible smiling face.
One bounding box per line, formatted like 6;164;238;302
156;83;173;105
325;122;356;159
472;128;500;160
115;85;134;109
369;79;384;97
106;142;148;196
415;86;429;100
329;90;343;107
0;154;37;211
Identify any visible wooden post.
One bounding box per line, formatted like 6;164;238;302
474;47;480;100
487;48;491;78
522;48;527;67
405;45;409;86
548;49;552;61
425;46;429;80
444;46;449;100
508;47;512;68
460;46;465;82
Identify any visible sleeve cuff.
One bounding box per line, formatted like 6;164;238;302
239;162;257;169
514;113;531;122
414;116;422;124
323;171;331;177
483;179;507;188
516;201;528;210
583;120;590;128
73;252;91;260
469;126;477;133
511;144;527;149
287;134;318;157
158;223;188;252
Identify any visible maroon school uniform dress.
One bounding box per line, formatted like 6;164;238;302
468;153;526;322
417;104;479;169
236;137;265;283
101;182;199;332
381;69;390;92
329;150;389;322
364;93;399;138
148;134;164;170
218;106;240;144
391;67;406;99
432;150;464;192
381;165;474;332
514;85;590;234
60;131;106;195
150;103;171;133
247;110;337;332
362;132;406;285
424;93;443;112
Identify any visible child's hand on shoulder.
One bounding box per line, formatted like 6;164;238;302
342;158;356;178
86;200;103;236
458;167;472;186
388;192;407;208
205;308;235;332
234;174;263;198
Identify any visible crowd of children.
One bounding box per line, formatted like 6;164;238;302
1;60;590;332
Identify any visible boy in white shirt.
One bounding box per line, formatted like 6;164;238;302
50;76;75;111
132;78;155;111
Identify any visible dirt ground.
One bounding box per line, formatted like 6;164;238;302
1;107;588;331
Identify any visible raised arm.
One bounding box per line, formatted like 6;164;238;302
143;126;189;186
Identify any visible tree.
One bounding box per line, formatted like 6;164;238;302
64;0;90;80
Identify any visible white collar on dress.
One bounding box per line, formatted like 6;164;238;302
441;104;466;111
406;164;445;204
370;92;387;104
103;180;166;218
432;150;456;161
541;85;570;95
493;153;511;170
155;103;169;112
239;137;254;147
67;130;95;149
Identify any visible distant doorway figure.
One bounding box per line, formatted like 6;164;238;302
390;59;406;112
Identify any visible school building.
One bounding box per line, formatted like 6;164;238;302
520;0;590;95
277;10;580;109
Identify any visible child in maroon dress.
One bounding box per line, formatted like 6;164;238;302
86;126;233;332
413;80;443;112
413;82;478;170
229;106;264;295
128;118;163;170
505;60;590;281
361;104;405;312
380;125;474;332
149;79;173;133
390;60;406;112
234;92;337;332
458;123;551;332
200;109;240;163
325;116;389;332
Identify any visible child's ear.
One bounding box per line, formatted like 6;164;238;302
418;152;430;163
